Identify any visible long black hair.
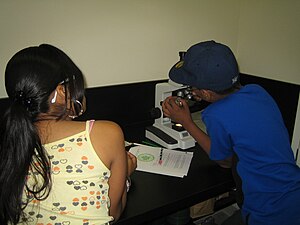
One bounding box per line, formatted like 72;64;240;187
0;44;85;224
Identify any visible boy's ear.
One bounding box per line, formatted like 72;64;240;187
201;89;216;102
201;89;210;99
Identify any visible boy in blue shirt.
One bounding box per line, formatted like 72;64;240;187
162;40;300;225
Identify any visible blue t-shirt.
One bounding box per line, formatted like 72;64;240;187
202;84;300;225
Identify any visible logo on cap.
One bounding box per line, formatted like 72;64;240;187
232;75;238;84
175;61;184;68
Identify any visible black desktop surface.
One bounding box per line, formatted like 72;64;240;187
116;143;235;225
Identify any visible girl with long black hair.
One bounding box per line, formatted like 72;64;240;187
0;44;136;224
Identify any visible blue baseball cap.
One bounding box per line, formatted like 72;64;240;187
169;40;239;92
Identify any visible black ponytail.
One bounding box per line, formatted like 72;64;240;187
0;102;51;224
0;44;85;224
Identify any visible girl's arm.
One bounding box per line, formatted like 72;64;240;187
90;121;129;221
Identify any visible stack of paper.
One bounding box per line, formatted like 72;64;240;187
129;145;193;178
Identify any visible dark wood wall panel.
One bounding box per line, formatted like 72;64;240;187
0;74;299;142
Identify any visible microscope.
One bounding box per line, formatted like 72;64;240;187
145;79;196;149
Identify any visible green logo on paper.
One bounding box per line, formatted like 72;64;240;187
138;153;154;162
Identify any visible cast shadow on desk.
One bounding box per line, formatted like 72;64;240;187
142;190;238;225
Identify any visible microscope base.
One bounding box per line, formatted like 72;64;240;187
145;125;195;150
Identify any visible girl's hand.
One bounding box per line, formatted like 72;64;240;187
127;151;137;176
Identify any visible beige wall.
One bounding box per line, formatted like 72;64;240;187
1;0;299;99
0;0;240;98
237;0;300;84
235;1;300;160
0;0;299;160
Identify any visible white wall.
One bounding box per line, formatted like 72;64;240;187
0;0;240;98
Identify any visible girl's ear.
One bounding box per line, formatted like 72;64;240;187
55;84;66;103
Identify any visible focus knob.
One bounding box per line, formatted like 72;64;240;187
149;107;162;119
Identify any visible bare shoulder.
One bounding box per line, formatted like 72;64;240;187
89;120;126;167
91;120;124;139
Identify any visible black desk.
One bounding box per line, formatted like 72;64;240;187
116;144;235;225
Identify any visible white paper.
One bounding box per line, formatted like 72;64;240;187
129;145;193;178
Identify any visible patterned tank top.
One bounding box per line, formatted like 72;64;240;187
20;120;113;225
